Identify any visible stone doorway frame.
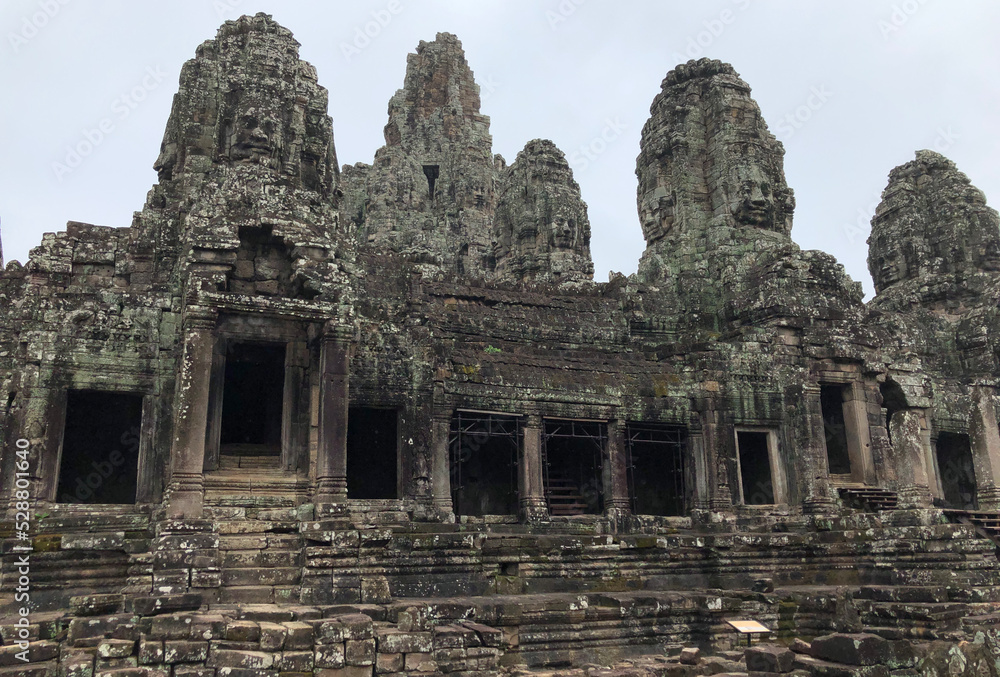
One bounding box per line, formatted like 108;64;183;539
203;314;312;474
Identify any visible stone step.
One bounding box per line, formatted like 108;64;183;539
855;586;949;603
218;586;278;604
221;567;301;586
220;549;304;568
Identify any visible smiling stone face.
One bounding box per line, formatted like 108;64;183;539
549;213;577;249
729;164;775;228
229;111;281;163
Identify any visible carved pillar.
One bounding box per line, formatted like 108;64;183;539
802;385;837;514
842;382;876;485
519;414;547;522
165;306;218;520
689;427;711;511
430;408;453;517
890;409;933;508
605;420;631;523
314;323;352;515
699;399;732;511
969;387;1000;510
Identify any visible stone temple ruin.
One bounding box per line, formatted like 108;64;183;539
3;12;1000;676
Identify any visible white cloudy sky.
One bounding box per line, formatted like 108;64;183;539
1;1;998;297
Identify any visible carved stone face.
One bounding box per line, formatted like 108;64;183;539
975;210;1000;271
230;111;280;162
550;213;576;249
878;248;909;287
729;164;776;228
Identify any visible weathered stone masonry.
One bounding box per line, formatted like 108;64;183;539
3;12;1000;676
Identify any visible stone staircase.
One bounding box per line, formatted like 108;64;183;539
837;486;898;511
942;508;1000;556
203;468;311;508
544;476;589;516
205;506;307;606
852;586;968;641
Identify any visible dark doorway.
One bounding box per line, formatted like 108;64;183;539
738;431;775;505
347;407;398;499
57;390;143;504
449;412;519;516
220;342;285;457
626;423;687;516
936;432;977;510
821;385;852;475
543;420;605;516
423;164;440;200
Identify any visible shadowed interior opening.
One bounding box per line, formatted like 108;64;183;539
423;164;440;199
936;432;977;510
57;390;142;504
738;431;774;505
543;420;605;516
221;342;285;456
627;423;687;516
348;407;399;499
450;412;519;517
821;384;852;475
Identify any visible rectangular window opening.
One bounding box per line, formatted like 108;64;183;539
821;384;852;475
936;432;977;510
57;390;143;504
347;407;399;499
220;342;286;460
627;423;687;516
543;420;606;516
422;164;440;200
449;412;519;517
738;431;775;505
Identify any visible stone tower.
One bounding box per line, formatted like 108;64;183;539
347;33;499;277
134;12;347;299
494;139;594;285
633;59;815;329
868;149;1000;307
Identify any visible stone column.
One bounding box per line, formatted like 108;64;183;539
430;408;454;518
689;428;711;511
604;420;631;526
519;414;547;522
165;306;218;520
698;400;733;511
890;409;933;508
802;385;837;514
314;323;351;515
969;387;1000;510
842;382;876;485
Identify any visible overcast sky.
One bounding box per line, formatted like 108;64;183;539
2;1;998;297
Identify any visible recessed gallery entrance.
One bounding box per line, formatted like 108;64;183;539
219;341;286;466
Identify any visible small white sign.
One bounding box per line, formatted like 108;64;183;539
726;620;771;634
